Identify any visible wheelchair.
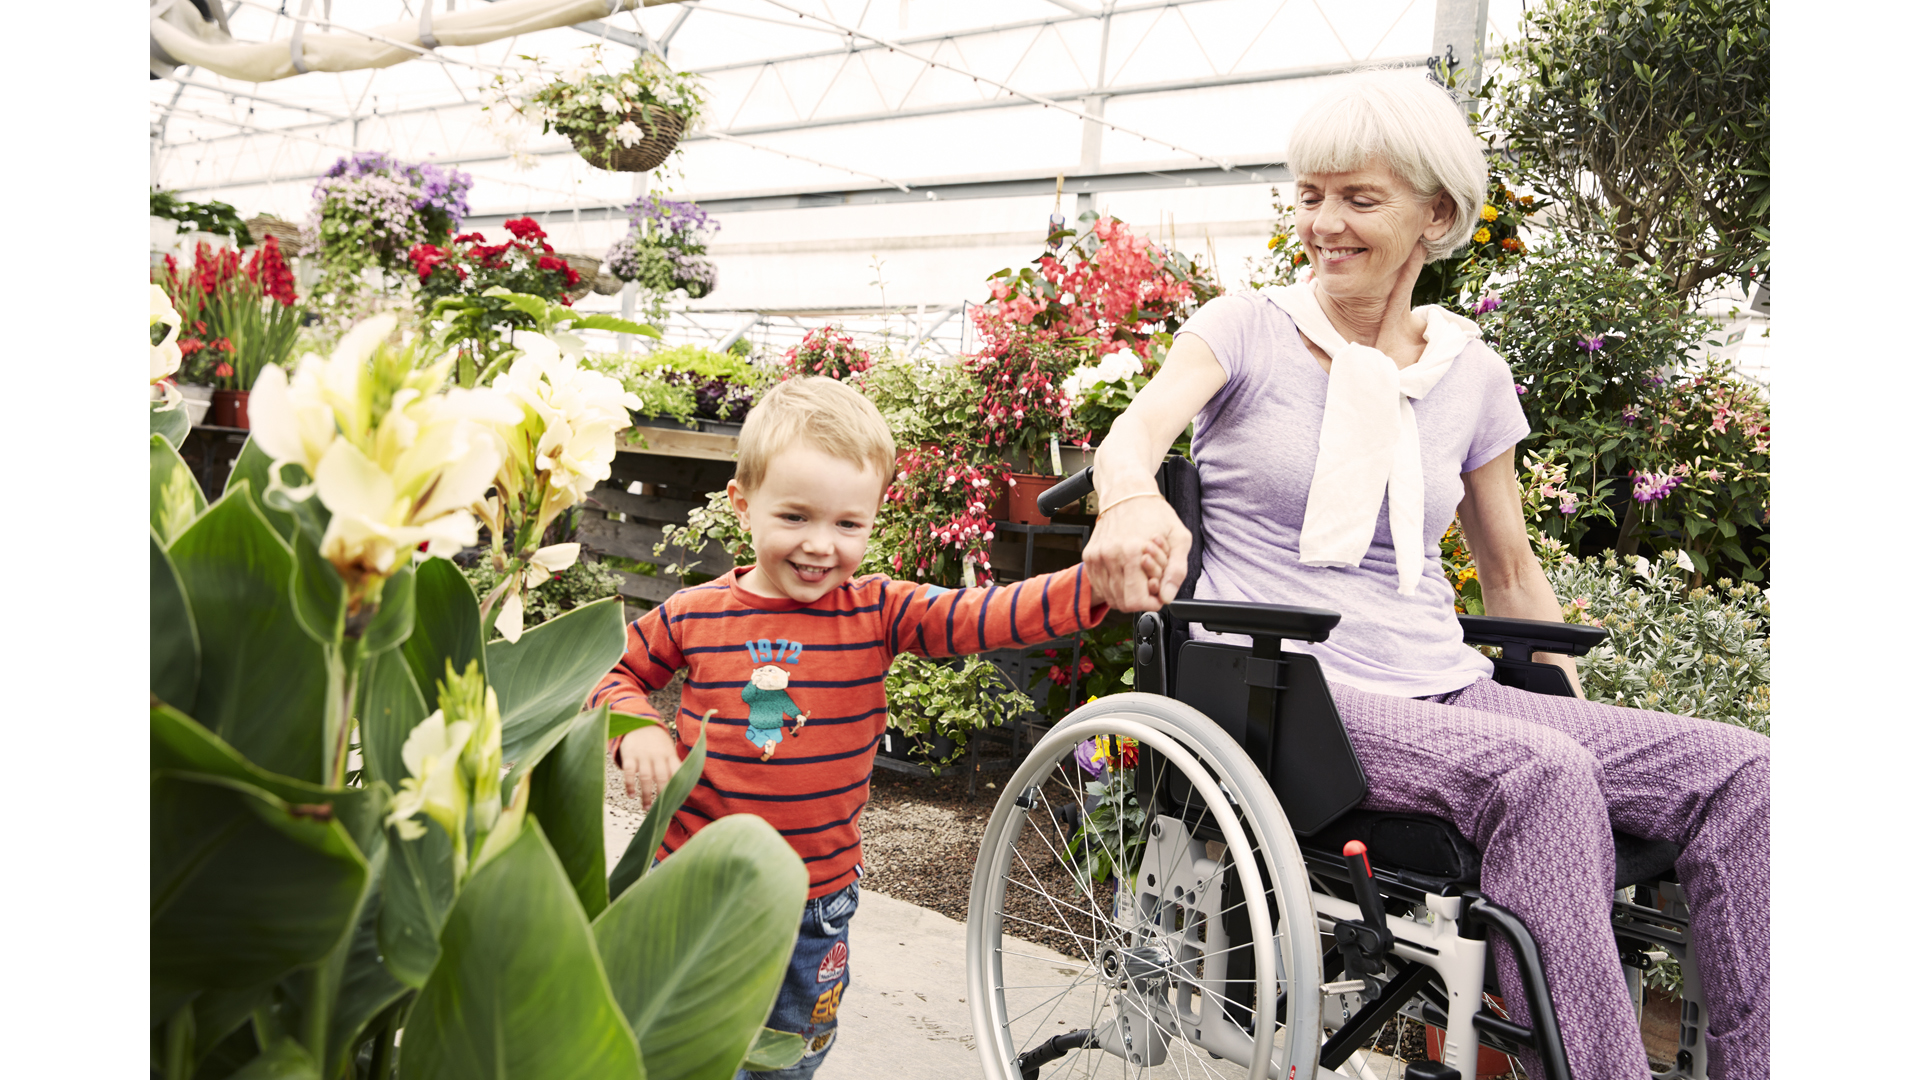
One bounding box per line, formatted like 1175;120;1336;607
964;461;1707;1080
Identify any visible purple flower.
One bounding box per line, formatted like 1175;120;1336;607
1559;499;1579;515
1622;406;1640;424
1472;294;1503;315
1578;334;1605;352
1514;383;1528;395
1074;739;1105;777
1631;470;1679;503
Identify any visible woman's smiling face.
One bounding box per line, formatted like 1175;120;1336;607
1294;158;1452;301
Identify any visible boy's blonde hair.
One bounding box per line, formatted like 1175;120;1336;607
735;376;897;496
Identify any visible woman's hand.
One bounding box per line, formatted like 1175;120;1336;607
616;724;681;809
1085;496;1188;611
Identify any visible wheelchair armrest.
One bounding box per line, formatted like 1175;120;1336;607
1165;599;1341;643
1457;615;1608;658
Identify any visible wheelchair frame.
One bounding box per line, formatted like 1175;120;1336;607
962;464;1710;1080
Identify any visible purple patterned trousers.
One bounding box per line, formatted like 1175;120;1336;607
1326;678;1770;1080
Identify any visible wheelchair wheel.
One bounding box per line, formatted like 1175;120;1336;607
966;693;1322;1079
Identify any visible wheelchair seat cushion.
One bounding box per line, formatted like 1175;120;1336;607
1301;810;1682;892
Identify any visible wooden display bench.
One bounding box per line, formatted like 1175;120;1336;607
179;424;251;501
578;426;742;608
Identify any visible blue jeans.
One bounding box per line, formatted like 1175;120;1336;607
737;879;859;1080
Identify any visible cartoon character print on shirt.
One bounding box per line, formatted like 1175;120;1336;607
741;638;808;761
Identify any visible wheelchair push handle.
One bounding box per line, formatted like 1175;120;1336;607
1035;466;1096;519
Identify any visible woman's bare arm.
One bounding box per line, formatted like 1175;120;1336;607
1456;446;1584;697
1084;333;1230;611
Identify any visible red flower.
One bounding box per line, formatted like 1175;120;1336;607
214;361;234;378
1078;656;1094;675
503;217;546;241
179;338;204;357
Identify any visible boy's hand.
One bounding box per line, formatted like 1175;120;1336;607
1087;535;1171;608
617;724;681;810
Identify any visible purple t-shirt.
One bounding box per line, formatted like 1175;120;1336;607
1174;290;1530;697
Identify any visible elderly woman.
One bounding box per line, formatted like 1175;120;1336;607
1083;74;1768;1079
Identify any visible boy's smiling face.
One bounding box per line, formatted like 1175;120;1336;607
729;442;888;604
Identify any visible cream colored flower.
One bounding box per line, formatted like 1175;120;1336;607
386;710;475;846
150;284;182;385
619;78;639;97
490;334;641;519
613;120;645;147
600;91;623;113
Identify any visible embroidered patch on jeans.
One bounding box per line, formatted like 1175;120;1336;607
806;1030;835;1056
810;983;843;1024
816;940;848;982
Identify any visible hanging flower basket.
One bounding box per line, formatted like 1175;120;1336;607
556;253;601;302
564;108;687;173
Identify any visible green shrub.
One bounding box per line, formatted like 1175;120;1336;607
1549;550;1769;735
883;653;1033;775
461;557;625;632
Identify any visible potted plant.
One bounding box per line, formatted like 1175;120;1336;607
520;48;708;173
781;324;874;382
604;195;719;313
962;326;1083;523
589;343;769;431
866;442;1009;588
305;151;473;310
883;653;1034;775
155;236;304;428
411;217;586;385
150;309;812;1078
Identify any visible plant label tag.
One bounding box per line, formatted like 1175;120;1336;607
963;561;977;589
1050;434;1062;476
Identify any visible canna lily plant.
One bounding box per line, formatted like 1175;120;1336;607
151;307;808;1080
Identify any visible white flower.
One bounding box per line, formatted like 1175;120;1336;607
386;710;475;844
600;91;623;114
150;284;182;384
247;315;522;599
1632;554;1653;580
491;335;642;512
619;78;639;97
613;120;645;147
1675;550;1695;574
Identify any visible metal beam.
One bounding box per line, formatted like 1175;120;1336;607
755;0;1239;171
477;0;650;51
447;160;1293;225
164;75;351;121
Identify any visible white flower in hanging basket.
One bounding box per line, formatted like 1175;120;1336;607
614;119;645;147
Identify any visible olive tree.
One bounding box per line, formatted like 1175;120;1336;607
1484;0;1769;300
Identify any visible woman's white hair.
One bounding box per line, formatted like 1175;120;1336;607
1288;71;1487;262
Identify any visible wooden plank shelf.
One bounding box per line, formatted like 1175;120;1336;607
579;429;744;610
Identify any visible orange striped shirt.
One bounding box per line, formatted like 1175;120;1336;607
591;566;1106;898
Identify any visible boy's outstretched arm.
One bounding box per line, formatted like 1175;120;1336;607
881;555;1158;659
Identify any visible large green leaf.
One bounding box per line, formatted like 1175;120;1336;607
225;1036;321;1080
152;433;207;545
567;314;660;337
607;717;709;904
150;704;388;859
152;534;201;711
488;596;626;790
151;771;368;1027
290;528;346;646
323;873;411;1074
361;564;416;654
153;399;190;449
224;438;300;543
401;558;485;706
356;648;428;793
742;1029;807;1072
397;821;642;1080
594;815;806;1080
378;818;456;990
528;705;611;918
168;484;329;782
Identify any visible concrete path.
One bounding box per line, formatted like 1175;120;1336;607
602;806;1408;1080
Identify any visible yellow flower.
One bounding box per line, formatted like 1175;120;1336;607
1472;227;1491;244
1480;204;1498;222
1266;236;1280;249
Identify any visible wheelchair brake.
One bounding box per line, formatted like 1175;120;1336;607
1329;840;1396;1002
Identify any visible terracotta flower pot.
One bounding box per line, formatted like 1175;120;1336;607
212;389;251;430
1003;472;1062;526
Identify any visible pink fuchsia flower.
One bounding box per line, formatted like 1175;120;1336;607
1578;335;1605;352
1514;383;1527;395
1559;498;1579;515
1473;294;1502;315
1622;406;1640;424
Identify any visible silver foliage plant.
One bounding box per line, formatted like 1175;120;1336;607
1548;549;1769;736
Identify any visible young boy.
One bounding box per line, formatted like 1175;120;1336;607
590;376;1157;1080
